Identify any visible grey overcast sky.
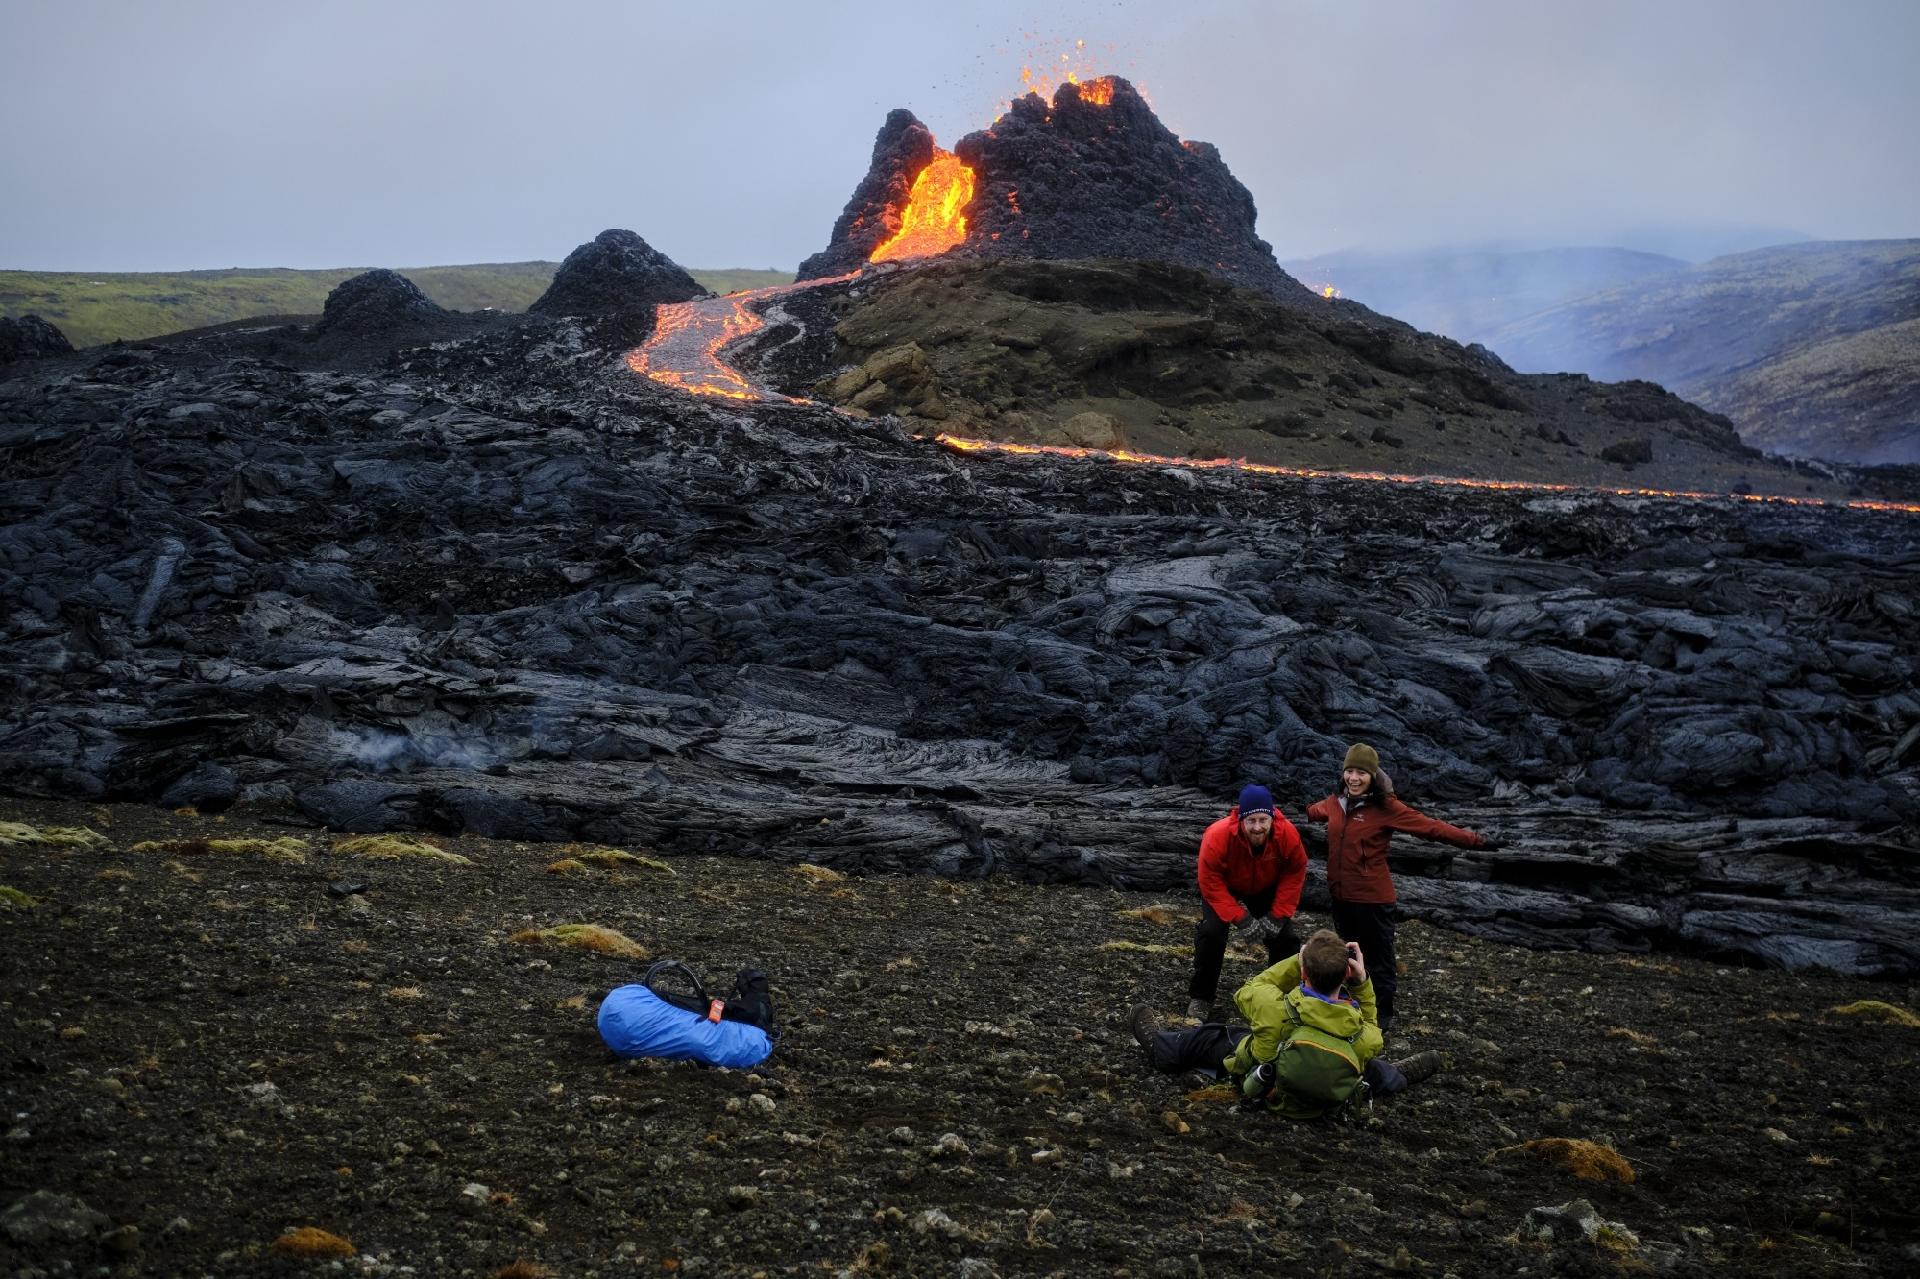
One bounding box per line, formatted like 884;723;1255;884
3;0;1916;271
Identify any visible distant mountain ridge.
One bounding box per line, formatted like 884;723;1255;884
1487;240;1920;464
0;264;795;347
1282;246;1688;343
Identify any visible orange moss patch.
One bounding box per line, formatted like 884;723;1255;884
1100;940;1191;956
492;1263;551;1279
1117;904;1186;925
272;1226;355;1258
1488;1137;1635;1183
793;863;845;883
509;924;649;959
544;858;588;875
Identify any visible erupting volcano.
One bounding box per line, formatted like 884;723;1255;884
627;69;1920;516
799;75;1310;301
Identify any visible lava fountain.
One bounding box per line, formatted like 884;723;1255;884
869;149;975;263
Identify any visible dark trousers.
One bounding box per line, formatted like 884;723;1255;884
1331;900;1399;1026
1143;1022;1409;1095
1188;885;1300;1003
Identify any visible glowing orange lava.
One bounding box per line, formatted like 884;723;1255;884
1076;76;1116;106
626;274;857;402
1320;284;1340;300
870;150;976;263
931;434;1920;516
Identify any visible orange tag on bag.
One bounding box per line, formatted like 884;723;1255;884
707;999;725;1023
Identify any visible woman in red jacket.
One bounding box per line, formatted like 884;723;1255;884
1186;784;1308;1020
1305;744;1490;1029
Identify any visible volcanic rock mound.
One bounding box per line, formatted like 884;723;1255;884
0;314;76;364
955;78;1311;301
795;257;1803;495
800;78;1312;303
529;229;705;336
797;110;939;280
314;269;445;334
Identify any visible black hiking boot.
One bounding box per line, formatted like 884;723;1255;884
1128;1004;1162;1050
1390;1050;1443;1086
1185;997;1212;1022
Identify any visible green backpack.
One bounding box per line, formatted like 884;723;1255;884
1239;999;1368;1118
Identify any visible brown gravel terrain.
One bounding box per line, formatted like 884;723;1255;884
3;796;1918;1278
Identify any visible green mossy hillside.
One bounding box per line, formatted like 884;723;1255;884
0;264;795;347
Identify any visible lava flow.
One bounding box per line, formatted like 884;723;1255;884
633;141;976;400
933;435;1920;515
627;275;854;402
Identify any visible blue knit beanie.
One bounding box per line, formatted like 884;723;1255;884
1236;784;1275;818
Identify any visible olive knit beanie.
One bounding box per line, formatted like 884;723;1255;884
1342;743;1381;776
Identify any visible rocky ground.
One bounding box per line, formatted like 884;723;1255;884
4;247;1920;1275
4;796;1918;1278
3;281;1919;980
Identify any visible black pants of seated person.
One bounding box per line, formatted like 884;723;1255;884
1142;1022;1409;1095
1188;884;1300;1004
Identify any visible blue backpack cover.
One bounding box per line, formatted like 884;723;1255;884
597;983;773;1068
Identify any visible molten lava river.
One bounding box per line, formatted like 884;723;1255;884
625;277;850;403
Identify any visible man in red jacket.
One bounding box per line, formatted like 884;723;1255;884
1186;784;1308;1020
1305;743;1492;1029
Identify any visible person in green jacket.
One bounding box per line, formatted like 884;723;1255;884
1128;929;1440;1117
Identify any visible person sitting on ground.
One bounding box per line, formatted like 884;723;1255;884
1185;783;1308;1021
1131;928;1439;1118
1306;743;1494;1030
